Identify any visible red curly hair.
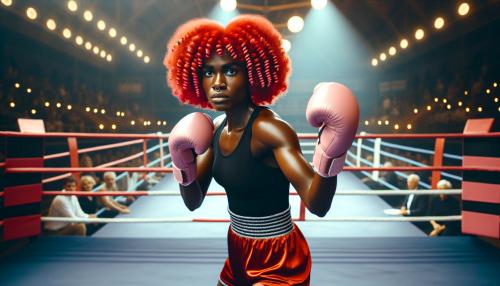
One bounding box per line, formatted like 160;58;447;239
163;14;291;109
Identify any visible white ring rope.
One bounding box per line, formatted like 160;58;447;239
41;215;462;224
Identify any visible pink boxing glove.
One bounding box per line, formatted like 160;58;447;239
168;112;214;186
306;82;359;177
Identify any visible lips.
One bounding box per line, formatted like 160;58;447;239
211;94;229;103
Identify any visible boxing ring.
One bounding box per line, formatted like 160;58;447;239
1;118;499;285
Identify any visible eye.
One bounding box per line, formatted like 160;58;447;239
224;67;237;76
202;69;213;77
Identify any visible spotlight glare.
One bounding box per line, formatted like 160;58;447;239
465;107;470;112
31;109;37;115
97;20;106;31
56;102;61;108
67;104;72;110
400;39;409;49
85;107;90;112
220;0;237;12
379;53;387;61
486;88;491;94
371;58;378;67
85;41;92;50
1;0;13;7
46;19;57;30
137;50;143;57
143;56;150;63
108;28;117;38
464;90;468;95
75;35;83;45
413;108;418;114
99;124;104;130
111;124;116;130
9;102;15;108
67;0;78;12
129;43;136;52
63;28;72;39
446;104;451;109
394;124;399;130
93;108;98;113
388;46;397;56
458;2;470;16
415;28;425;40
120;36;127;45
281;39;291;53
477;106;483;112
83;10;93;22
311;0;327;10
106;54;113;62
26;7;38;20
427;105;432;111
101;109;105;114
100;50;106;58
93;46;100;54
27;88;32;93
15;82;20;88
287;16;304;33
458;101;463;106
131;120;135;125
434;17;445;29
407;124;412;130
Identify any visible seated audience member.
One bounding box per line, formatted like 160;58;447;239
80;154;100;184
78;175;99;214
428;180;461;236
98;172;130;214
44;176;95;236
400;174;431;233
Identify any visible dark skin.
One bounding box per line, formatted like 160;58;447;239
179;52;337;218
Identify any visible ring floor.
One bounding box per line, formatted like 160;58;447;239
2;173;499;285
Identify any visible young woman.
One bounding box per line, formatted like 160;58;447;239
164;15;359;285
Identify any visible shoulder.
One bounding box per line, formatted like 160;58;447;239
253;108;299;148
213;114;225;130
52;195;69;206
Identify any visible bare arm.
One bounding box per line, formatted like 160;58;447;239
255;112;337;217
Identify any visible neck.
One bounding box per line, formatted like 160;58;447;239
224;102;256;132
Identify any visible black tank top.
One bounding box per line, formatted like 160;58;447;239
212;106;290;217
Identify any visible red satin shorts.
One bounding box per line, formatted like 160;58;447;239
219;223;311;286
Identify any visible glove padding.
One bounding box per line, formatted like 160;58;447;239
168;112;214;185
306;82;359;177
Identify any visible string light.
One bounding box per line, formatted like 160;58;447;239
364;120;369;126
162;121;167;126
15;82;20;88
407;124;412;130
494;82;498;88
434;17;445;29
458;101;463;106
377;120;382;125
111;124;117;130
143;56;150;64
415;28;425;40
27;88;32;93
101;109;106;114
26;7;38;20
400;39;409;49
83;10;93;22
477;106;483;112
44;101;50;107
31;109;37;114
56;102;62;108
426;105;432;111
486;89;491;94
371;58;378;67
442;98;447;103
93;108;98;113
464;90;468;95
379;53;387;61
394;124;399;130
384;120;389;125
85;107;90;112
9;102;15;108
458;2;470;16
131;120;135;126
99;124;104;130
434;97;438;102
495;97;499;103
465;107;470;112
413;108;418;114
446;104;451;110
67;105;72;110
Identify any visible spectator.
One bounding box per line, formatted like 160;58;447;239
399;174;431;233
78;175;99;214
428;180;461;236
44;176;95;236
98;171;130;214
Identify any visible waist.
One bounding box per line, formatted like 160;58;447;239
228;205;294;239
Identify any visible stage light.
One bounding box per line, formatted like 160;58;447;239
400;39;409;49
157;121;162;126
143;56;150;63
83;10;93;21
377;120;382;125
129;43;136;52
56;102;61;108
388;46;396;56
75;35;83;45
31;109;37;114
464;90;468;95
465;107;470;112
97;20;106;30
120;36;127;45
311;0;327;10
1;0;13;7
67;105;72;110
288;16;304;33
477;106;482;112
394;124;399;130
15;83;20;88
116;111;120;116
494;82;498;87
371;58;378;66
46;19;56;30
137;50;143;57
415;28;424;40
100;50;106;58
101;109;105;114
143;121;147;126
413;108;418;114
379;53;387;61
281;39;291;53
120;112;125;116
111;124;116;130
495;97;499;103
26;7;37;20
27;88;32;93
9;102;15;108
67;1;78;12
220;0;237;12
131;120;135;125
162;121;167;126
434;17;445;29
442;98;447;103
458;3;470;16
106;54;112;62
407;124;412;130
364;120;369;126
446;104;451;109
426;105;432;111
458;101;463;106
384;120;389;125
434;97;438;102
85;41;92;50
85;107;90;112
108;28;117;38
99;124;104;130
486;88;491;94
93;108;98;113
93;46;99;54
63;28;72;39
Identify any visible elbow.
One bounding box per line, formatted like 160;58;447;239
309;205;331;218
185;203;201;212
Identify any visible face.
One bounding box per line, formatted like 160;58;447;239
64;182;77;192
201;52;249;111
104;175;115;186
82;180;95;192
407;177;419;190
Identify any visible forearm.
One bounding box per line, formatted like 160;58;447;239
304;174;337;217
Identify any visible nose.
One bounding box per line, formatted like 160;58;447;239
212;72;227;92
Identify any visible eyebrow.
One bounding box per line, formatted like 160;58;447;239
202;62;240;69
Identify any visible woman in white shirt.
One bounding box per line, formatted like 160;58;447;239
44;176;95;236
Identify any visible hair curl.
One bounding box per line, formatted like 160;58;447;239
163;14;291;109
